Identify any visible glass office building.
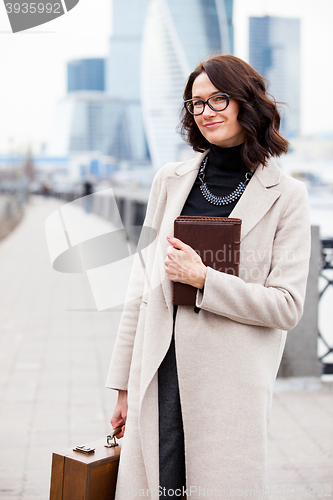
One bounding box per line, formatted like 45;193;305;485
49;60;110;156
141;0;232;168
105;0;150;164
68;59;105;93
106;0;233;168
48;92;115;155
249;16;300;137
224;0;234;55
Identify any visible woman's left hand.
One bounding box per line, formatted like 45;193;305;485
165;235;207;289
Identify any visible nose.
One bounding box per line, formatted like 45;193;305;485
202;103;216;117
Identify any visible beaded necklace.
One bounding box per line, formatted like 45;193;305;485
198;156;253;206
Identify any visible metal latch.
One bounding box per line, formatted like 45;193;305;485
105;425;123;448
73;445;96;455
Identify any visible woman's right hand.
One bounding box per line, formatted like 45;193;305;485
110;389;128;439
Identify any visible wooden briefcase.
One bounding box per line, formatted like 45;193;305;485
49;434;121;500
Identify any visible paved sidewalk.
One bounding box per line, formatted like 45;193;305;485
266;380;333;499
0;196;120;499
0;196;332;499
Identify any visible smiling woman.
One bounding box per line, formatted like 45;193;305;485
106;54;311;500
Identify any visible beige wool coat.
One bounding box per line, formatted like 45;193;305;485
106;150;311;500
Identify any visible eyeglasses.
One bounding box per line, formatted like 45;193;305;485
184;93;230;116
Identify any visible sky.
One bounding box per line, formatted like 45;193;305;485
0;0;332;155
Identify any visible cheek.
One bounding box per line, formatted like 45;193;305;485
194;116;202;129
234;119;244;132
194;116;207;136
226;109;243;132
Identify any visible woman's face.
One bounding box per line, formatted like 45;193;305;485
192;72;246;148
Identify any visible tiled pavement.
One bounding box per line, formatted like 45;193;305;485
267;382;333;499
0;196;332;499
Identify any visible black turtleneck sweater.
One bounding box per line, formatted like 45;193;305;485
181;142;250;218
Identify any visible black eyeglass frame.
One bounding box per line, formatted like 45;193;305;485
184;93;231;116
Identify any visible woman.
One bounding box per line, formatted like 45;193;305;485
106;55;311;499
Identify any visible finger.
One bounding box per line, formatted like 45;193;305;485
111;419;125;434
166;235;189;251
117;424;125;439
166;246;176;258
166;250;180;263
165;254;173;266
165;266;182;281
111;416;125;428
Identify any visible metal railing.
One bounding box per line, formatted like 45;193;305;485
319;238;333;374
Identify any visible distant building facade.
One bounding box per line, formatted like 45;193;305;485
249;16;300;137
49;59;110;156
142;0;232;167
105;0;150;164
224;0;234;55
106;0;233;168
48;92;114;156
67;58;105;93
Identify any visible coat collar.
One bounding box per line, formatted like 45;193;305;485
174;150;281;188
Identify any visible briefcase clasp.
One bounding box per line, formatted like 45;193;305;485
73;445;96;455
105;425;122;448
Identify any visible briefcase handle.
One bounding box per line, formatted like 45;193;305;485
105;425;123;448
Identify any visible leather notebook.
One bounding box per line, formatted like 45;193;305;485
173;216;242;306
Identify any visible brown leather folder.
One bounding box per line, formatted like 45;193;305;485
173;216;242;306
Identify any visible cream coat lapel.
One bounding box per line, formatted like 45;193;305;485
230;157;282;240
158;152;208;310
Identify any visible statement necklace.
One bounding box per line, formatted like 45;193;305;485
198;156;253;206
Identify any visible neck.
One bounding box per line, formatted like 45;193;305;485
208;143;247;171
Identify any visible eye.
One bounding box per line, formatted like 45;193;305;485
212;95;227;103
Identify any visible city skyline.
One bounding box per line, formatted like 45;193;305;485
0;0;332;154
50;0;234;167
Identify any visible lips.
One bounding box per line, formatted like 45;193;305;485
204;122;224;128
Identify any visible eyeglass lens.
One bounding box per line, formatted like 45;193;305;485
186;94;228;115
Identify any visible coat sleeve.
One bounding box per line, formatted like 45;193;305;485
105;168;164;391
195;182;311;331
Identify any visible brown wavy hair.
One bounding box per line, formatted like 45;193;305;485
179;54;289;170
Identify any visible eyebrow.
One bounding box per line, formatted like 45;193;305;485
192;91;222;99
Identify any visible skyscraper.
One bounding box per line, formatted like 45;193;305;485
249;16;300;137
48;92;115;155
106;0;233;168
67;59;105;93
49;59;111;156
141;0;232;168
224;0;234;55
106;0;150;164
